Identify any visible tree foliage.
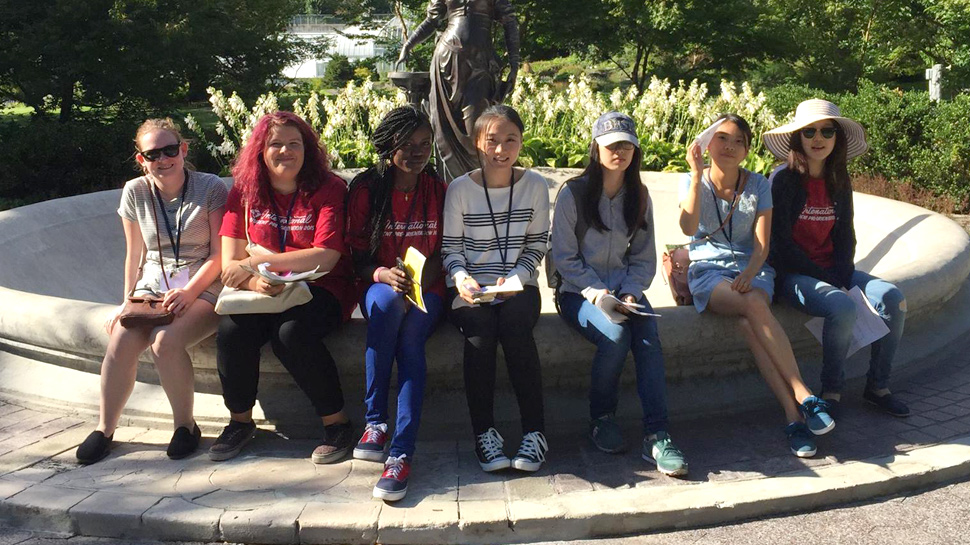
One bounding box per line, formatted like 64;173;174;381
515;0;778;91
513;0;970;92
0;0;326;121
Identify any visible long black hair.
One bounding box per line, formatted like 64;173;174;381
348;105;435;257
574;139;645;236
786;120;850;198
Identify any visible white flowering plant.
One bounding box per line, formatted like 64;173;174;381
185;82;405;173
187;74;778;175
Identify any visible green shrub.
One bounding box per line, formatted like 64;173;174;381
763;83;831;120
0;117;140;210
322;54;355;89
839;82;934;190
910;93;970;204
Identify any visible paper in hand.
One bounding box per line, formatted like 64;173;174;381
247;262;328;285
805;286;889;357
596;294;661;324
400;247;428;313
694;119;727;153
469;275;525;304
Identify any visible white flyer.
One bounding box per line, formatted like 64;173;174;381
693;118;727;153
804;286;890;357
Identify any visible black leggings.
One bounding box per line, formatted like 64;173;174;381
217;286;345;417
449;285;544;435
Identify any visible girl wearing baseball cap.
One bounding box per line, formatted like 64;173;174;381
765;99;909;419
551;111;687;477
681;113;833;458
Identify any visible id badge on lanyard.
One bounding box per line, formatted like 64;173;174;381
165;266;191;291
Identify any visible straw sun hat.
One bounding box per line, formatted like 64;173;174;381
763;99;869;160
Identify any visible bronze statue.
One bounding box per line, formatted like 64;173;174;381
397;0;520;181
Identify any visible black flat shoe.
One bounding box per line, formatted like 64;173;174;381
167;423;201;459
76;430;113;465
864;390;911;417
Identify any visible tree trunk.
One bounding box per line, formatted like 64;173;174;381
632;46;643;91
58;80;75;123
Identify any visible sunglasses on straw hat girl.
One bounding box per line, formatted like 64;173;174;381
765;99;910;420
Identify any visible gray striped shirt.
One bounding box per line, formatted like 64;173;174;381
118;171;228;303
442;169;550;288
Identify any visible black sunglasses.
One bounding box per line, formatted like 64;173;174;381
800;127;837;139
138;142;182;162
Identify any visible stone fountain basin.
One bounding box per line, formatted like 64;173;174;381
1;169;968;432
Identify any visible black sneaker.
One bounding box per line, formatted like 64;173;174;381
208;420;257;462
311;421;354;464
864;389;911;417
511;431;548;472
167;423;202;460
475;427;511;472
76;430;113;465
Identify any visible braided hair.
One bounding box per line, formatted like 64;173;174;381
349;105;435;257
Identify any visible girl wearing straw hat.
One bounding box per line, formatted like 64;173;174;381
681;113;834;458
765;99;909;418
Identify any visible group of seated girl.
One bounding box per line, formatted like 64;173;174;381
74;98;908;503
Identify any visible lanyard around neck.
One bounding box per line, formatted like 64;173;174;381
269;191;299;254
152;170;189;266
482;169;515;271
706;168;741;244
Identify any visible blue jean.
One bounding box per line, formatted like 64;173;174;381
558;291;669;435
360;283;443;458
779;270;906;394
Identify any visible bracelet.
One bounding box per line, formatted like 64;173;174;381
373;267;388;283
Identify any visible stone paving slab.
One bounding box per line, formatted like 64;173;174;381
4;284;970;543
2;337;970;544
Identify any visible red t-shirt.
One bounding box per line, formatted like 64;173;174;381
346;172;447;298
792;177;836;269
220;173;356;320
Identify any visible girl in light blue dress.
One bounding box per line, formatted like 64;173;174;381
679;113;832;458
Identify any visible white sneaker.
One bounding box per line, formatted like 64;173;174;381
475;428;511;472
511;431;548;472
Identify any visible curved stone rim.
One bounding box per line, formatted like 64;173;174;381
0;169;968;423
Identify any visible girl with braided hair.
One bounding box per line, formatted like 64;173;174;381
346;105;447;501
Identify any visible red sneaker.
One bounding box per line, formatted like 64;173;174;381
373;454;410;502
353;423;388;461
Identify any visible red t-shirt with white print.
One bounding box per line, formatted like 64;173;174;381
791;177;836;269
346;172;447;298
220;173;356;320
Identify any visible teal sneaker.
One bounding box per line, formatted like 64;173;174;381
589;415;625;454
641;431;688;477
785;421;817;458
800;395;835;435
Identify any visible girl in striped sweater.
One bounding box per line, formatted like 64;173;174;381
442;105;551;473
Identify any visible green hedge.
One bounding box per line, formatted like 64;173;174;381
837;82;970;207
0;117;138;209
4;80;970;212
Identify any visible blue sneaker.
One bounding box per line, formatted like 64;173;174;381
801;396;835;435
785;422;817;458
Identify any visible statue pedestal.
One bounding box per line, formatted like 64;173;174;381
388;71;431;109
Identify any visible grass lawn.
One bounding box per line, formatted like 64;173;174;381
1;103;34;117
173;104;219;131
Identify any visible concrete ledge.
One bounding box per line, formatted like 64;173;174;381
1;170;969;431
1;436;968;544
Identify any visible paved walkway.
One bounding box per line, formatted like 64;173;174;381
1;334;970;544
4;476;969;544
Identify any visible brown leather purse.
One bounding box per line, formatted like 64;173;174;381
119;180;175;329
663;171;747;306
